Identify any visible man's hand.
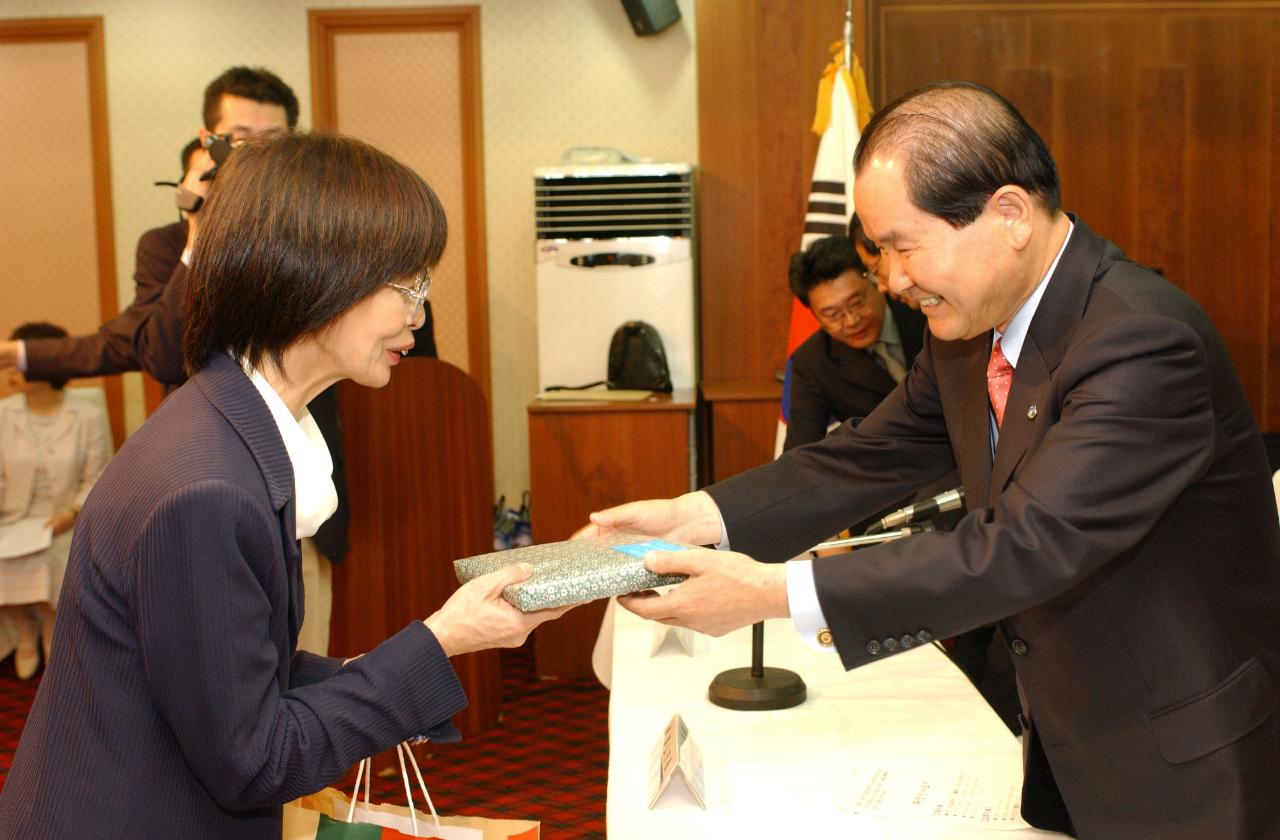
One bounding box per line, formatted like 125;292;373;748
575;490;724;546
179;147;217;249
0;340;20;372
617;548;789;637
424;563;571;657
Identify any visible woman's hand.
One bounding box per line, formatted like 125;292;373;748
424;563;571;657
44;509;77;537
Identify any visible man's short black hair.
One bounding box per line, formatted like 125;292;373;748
787;235;867;308
854;80;1060;228
848;213;879;256
10;322;69;389
203;66;299;130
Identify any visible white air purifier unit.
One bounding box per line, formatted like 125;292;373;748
534;162;696;391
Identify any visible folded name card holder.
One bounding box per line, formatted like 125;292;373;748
648;714;706;810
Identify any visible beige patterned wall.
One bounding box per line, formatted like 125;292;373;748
0;40;101;339
332;29;471;373
0;0;699;506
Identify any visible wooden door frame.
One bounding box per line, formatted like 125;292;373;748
308;6;491;405
0;17;122;446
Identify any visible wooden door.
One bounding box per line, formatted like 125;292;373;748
0;17;121;445
310;7;491;403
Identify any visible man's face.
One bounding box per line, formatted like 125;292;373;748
207;94;288;141
854;154;1023;341
808;269;887;350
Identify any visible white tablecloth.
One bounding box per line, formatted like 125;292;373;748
605;601;1070;838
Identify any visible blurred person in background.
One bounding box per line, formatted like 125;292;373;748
0;322;110;679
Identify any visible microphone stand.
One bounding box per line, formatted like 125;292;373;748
708;525;927;711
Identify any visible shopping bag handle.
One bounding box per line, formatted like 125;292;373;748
346;742;440;835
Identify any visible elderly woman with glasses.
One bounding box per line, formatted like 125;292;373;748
0;132;565;840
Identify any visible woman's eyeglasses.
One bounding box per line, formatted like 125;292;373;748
384;273;432;316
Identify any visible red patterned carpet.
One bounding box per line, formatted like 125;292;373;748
0;640;608;837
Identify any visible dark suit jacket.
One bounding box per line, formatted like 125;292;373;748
707;218;1280;837
0;354;466;840
25;221;186;380
784;298;926;451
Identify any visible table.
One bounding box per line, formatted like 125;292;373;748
527;390;696;678
606;605;1069;838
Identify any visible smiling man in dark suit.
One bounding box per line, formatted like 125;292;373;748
586;80;1280;837
784;234;926;451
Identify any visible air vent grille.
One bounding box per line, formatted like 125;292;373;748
535;171;693;239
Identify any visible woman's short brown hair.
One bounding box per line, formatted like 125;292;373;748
183;131;447;375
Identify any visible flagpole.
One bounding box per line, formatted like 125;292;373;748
843;0;854;71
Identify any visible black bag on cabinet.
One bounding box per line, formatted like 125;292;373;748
607;320;673;392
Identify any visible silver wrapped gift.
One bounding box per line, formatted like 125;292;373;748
453;532;690;612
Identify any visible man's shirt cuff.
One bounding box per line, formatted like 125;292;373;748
715;510;730;550
16;340;27;372
787;558;836;651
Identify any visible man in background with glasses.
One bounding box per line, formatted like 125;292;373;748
0;67;301;383
784;233;925;452
850;211;916;310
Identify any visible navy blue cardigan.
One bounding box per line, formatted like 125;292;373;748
0;354;466;839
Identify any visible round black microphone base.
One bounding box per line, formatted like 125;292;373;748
708;666;807;711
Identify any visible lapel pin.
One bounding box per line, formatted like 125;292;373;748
1026;405;1038;420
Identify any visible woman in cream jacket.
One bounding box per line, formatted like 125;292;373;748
0;322;111;677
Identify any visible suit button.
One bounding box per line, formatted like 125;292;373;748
866;640;882;655
899;634;915;649
817;628;834;648
1011;638;1029;656
916;630;932;644
883;637;899;652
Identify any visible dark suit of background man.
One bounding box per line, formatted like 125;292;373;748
0;67;434;656
594;80;1280;838
783;233;926;451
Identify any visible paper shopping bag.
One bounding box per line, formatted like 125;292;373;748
284;743;538;840
284;789;539;840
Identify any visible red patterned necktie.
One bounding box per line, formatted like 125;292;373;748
987;338;1014;428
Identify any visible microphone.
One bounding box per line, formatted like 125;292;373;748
809;522;934;554
863;486;965;535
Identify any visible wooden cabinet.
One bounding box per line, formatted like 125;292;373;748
699;378;782;485
527;390;696;679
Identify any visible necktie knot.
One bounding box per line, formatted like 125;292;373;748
987;338;1013;428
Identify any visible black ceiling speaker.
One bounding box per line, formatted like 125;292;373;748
621;0;681;35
